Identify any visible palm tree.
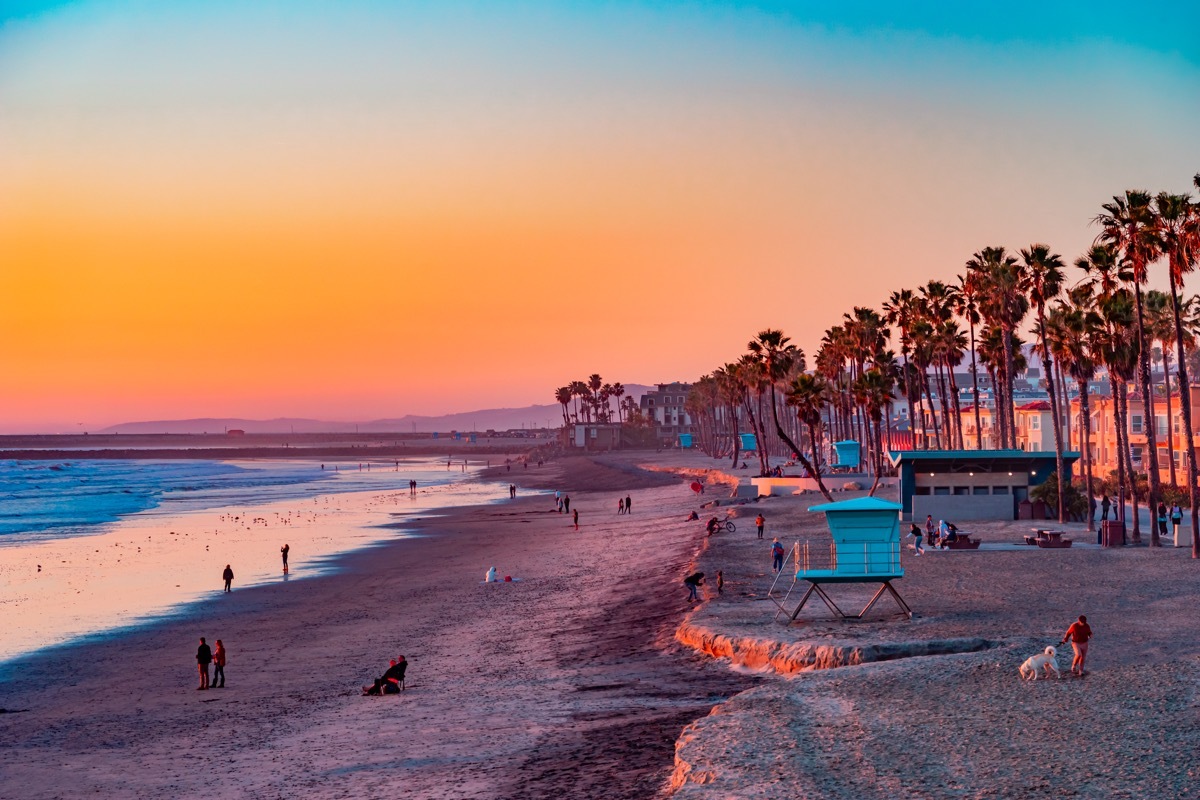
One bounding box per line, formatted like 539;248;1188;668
786;372;834;501
1096;191;1165;545
587;374;604;422
748;329;828;489
954;273;984;449
1056;285;1103;533
854;367;896;495
968;247;1027;448
610;383;626;423
883;290;921;448
1154;190;1200;557
1019;244;1068;522
554;386;573;426
1143;290;1176;485
567;380;588;423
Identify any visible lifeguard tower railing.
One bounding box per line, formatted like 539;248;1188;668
788;539;903;576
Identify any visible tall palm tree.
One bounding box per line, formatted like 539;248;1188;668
786;372;834;501
854;367;896;495
969;247;1027;448
554;386;573;426
1019;244;1068;522
610;383;626;423
1143;290;1176;485
1096;191;1165;545
1056;285;1103;533
1154;190;1200;557
954;273;984;449
883;290;921;448
748;329;828;488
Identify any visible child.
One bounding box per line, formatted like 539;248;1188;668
716;570;724;594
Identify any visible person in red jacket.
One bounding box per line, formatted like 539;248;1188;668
1060;615;1093;676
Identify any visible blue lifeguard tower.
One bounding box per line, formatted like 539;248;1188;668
832;441;860;471
739;433;758;452
678;433;694;448
769;496;912;621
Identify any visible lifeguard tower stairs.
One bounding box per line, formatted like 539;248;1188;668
768;497;913;622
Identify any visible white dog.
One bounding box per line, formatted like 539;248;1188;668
1018;646;1060;680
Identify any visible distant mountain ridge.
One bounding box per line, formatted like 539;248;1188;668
97;385;658;434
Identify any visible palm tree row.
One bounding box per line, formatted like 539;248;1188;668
553;376;626;425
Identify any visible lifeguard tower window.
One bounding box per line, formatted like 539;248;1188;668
953;486;969;495
934;487;950;495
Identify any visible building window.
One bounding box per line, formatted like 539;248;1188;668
934;487;951;495
1174;416;1182;435
1030;417;1040;430
954;486;969;495
973;486;989;495
993;486;1010;494
1131;445;1144;463
1157;415;1168;436
1131;414;1143;434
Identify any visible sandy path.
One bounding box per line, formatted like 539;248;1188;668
0;457;752;799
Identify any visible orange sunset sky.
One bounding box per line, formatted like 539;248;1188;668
2;2;1197;431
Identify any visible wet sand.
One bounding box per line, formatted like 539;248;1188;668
0;457;752;799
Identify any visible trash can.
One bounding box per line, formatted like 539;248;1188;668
1102;520;1125;548
1018;500;1034;520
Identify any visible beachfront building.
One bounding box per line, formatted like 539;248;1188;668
891;449;1079;521
565;422;623;451
1068;387;1200;484
1014;400;1070;454
639;382;695;446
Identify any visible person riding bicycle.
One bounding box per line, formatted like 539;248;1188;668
706;516;722;536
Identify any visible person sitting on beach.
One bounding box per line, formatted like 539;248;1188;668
686;511;699;521
363;656;408;695
683;572;704;602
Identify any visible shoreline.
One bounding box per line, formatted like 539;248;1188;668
0;455;754;799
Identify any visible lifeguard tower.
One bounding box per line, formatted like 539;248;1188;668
769;496;912;622
832;440;860;472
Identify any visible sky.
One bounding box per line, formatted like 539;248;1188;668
2;1;1198;431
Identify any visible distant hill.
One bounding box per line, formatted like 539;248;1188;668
97;385;659;434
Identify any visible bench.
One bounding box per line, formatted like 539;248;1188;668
945;535;980;550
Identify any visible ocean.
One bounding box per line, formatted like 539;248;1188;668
0;456;507;666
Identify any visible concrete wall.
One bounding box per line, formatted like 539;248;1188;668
912;495;1013;522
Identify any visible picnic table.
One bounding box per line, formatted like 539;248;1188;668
1026;528;1072;548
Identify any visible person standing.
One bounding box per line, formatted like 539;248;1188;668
1171;503;1184;545
1060;615;1093;677
1100;494;1111;521
755;513;765;539
212;640;226;688
771;538;785;573
196;637;212;690
617;498;624;515
1157;502;1168;538
624;495;631;514
281;544;289;575
924;514;936;542
573;508;579;531
222;564;234;592
683;571;704;602
563;495;570;514
716;570;724;595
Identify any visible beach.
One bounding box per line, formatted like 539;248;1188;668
4;450;1200;799
0;456;752;798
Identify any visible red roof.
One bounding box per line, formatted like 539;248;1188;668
1017;401;1052;411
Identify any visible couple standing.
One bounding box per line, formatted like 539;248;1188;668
196;637;227;689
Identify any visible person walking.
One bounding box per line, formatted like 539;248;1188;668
771;538;785;573
755;513;765;539
1100;494;1111;521
683;571;704;602
1060;615;1093;677
1157;502;1168;538
573;508;579;531
281;544;289;575
617;498;624;515
624;495;631;514
196;637;212;690
222;564;234;593
212;639;226;688
1171;503;1184;546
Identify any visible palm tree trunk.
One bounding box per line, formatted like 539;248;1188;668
1167;279;1199;558
868;418;883;496
1080;381;1095;534
1038;309;1067;523
1133;285;1162;545
1119;382;1142;542
926;373;942;449
1058;363;1071;455
969;321;982;449
1163;346;1177;486
1113;391;1128;529
769;384;833;501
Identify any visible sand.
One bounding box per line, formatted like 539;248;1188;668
6;448;1199;799
664;471;1200;798
0;455;750;799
